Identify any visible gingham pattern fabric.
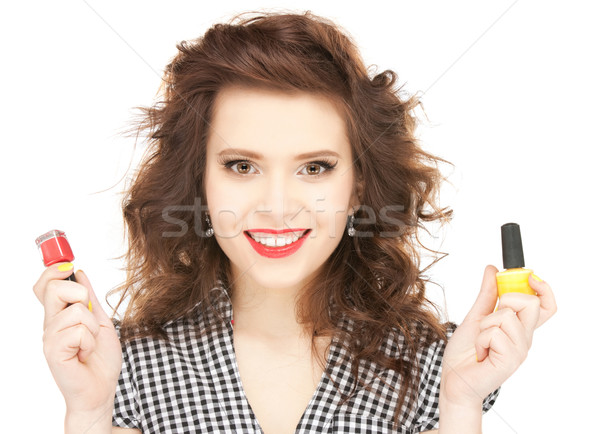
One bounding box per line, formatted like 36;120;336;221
113;287;499;433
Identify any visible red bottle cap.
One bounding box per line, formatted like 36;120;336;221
35;229;75;266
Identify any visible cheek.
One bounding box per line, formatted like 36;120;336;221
205;173;248;238
312;178;354;238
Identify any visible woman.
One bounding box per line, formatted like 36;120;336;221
33;11;556;433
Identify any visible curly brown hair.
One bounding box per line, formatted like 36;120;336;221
109;10;453;425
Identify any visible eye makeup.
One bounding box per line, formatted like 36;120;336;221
216;156;338;177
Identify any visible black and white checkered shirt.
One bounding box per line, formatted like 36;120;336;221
112;286;499;433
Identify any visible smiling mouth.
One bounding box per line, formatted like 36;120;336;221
244;229;311;247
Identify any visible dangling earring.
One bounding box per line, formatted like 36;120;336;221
347;211;356;237
205;213;214;238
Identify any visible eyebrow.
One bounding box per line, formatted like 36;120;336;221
217;148;341;160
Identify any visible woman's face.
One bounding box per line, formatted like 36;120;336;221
205;85;357;292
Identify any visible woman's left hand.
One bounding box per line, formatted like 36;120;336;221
439;265;557;407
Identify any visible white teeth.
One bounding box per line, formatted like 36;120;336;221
249;232;302;247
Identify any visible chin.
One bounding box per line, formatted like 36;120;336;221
251;266;316;291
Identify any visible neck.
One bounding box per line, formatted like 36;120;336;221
230;279;312;340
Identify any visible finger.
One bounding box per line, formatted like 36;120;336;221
476;343;489;363
77;327;97;363
479;307;530;350
474;326;525;372
44;302;101;340
43;279;89;329
528;274;557;328
74;269;112;325
464;265;499;323
497;292;540;335
33;262;77;304
44;321;97;365
475;326;508;365
477;307;519;362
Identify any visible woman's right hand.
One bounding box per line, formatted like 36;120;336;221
33;263;122;420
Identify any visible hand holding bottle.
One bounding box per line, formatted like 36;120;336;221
33;264;122;431
439;265;557;412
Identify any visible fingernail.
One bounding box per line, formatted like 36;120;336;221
57;263;74;272
531;274;543;282
88;301;93;313
475;353;479;363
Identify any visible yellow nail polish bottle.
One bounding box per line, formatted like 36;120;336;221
496;222;537;297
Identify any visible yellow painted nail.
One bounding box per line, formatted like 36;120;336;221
57;263;74;272
88;301;93;312
531;274;543;282
475;353;479;363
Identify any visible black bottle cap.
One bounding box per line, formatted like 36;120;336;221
501;222;525;269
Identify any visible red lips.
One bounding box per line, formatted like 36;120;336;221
244;229;311;258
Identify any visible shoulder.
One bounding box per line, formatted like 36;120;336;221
376;320;457;362
112;306;229;375
111;289;236;431
412;321;455;376
325;319;456;430
112;285;232;346
334;314;456;368
410;321;457;388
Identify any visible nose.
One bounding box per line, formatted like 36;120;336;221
252;171;305;228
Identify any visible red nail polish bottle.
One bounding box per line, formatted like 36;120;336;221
35;229;76;282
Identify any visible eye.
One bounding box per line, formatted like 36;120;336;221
299;160;338;176
220;159;258;175
305;164;323;175
234;161;253;174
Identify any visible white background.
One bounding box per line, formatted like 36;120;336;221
2;1;598;433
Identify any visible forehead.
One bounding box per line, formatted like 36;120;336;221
206;85;350;157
